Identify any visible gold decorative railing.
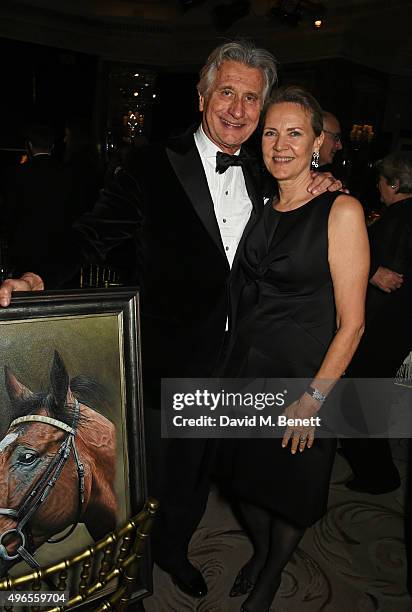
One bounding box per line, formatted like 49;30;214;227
0;498;159;611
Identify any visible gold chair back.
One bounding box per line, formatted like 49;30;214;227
79;264;123;288
0;498;158;612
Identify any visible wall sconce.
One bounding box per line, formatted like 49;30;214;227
350;124;375;144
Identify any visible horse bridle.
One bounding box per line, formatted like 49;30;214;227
0;399;85;569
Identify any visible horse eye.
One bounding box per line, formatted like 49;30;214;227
18;451;38;465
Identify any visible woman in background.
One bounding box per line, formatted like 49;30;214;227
341;153;412;493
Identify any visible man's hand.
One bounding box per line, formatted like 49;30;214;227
0;273;44;307
308;170;347;195
370;266;404;293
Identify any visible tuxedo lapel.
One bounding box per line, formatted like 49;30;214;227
231;160;265;271
166;137;226;257
242;161;264;215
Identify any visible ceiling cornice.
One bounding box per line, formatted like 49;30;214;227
0;0;411;76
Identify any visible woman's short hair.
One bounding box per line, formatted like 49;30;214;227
375;153;412;194
197;40;278;103
263;85;324;136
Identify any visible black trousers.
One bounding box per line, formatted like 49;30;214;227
145;406;218;569
143;334;227;569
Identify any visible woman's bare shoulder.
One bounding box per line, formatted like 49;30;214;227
330;193;365;221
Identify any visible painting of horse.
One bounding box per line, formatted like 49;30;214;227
0;351;117;577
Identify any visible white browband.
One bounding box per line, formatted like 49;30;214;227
10;415;76;435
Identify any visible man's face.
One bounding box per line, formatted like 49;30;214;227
199;60;265;154
378;175;397;206
319;114;342;165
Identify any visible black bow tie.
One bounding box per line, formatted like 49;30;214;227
215;150;250;174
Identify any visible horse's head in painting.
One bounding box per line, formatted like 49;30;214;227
0;351;117;577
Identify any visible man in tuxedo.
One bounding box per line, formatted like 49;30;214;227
0;41;340;598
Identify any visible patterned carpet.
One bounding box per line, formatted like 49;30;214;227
144;442;412;612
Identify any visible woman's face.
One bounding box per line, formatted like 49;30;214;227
378;175;397;206
262;102;323;181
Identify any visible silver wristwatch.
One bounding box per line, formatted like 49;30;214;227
305;385;327;404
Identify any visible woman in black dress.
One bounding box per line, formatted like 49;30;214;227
340;153;412;493
223;86;370;612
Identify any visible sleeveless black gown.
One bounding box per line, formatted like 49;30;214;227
222;191;340;527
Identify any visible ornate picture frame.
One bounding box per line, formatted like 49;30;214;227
0;288;150;605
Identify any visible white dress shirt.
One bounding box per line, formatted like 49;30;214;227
194;125;253;268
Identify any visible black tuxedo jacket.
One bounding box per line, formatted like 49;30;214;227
368;197;412;320
73;129;264;387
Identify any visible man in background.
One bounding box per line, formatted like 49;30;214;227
319;111;343;170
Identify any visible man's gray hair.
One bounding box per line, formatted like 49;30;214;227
197;40;278;103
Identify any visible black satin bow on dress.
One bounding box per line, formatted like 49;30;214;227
215;150;253;174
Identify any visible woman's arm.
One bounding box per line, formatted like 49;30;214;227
314;194;370;385
283;195;370;453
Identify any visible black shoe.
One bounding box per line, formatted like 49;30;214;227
171;567;208;598
229;569;255;598
345;476;401;494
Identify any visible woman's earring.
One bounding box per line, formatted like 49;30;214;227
391;184;397;189
311;151;320;169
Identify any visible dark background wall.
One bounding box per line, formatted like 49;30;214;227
0;32;409;211
0;36;393;150
0;38;98;150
